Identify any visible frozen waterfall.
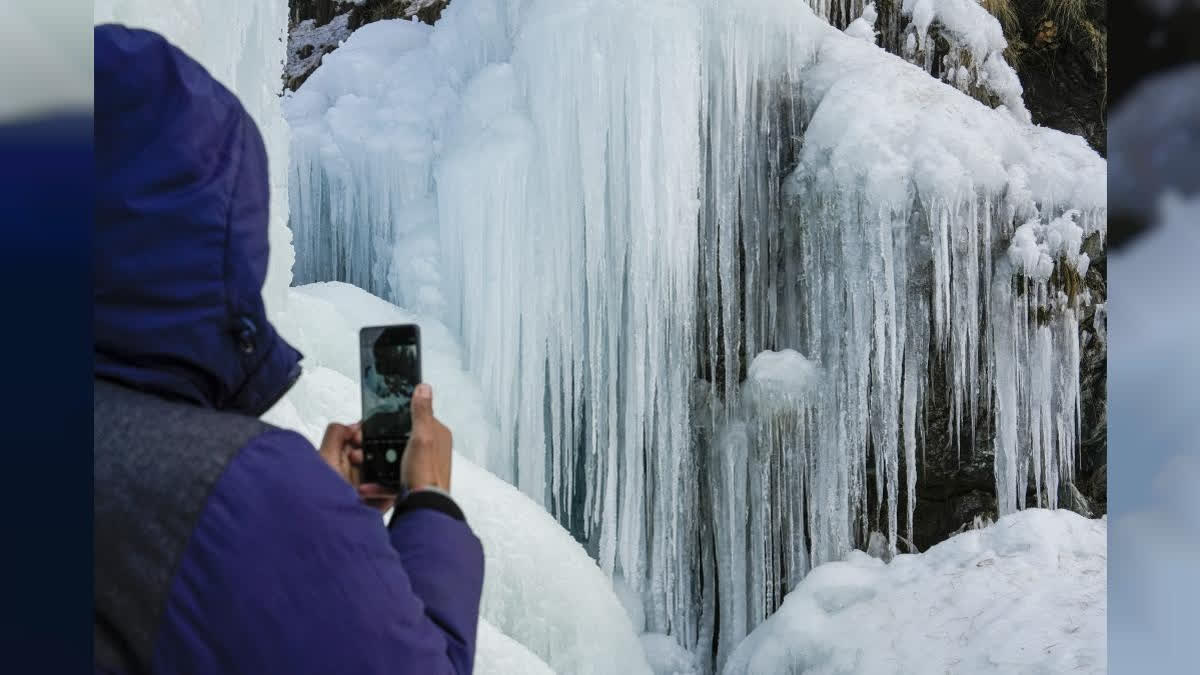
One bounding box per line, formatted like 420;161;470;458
285;0;1106;669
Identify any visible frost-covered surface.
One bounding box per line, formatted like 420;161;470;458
724;509;1107;674
1108;192;1200;673
287;0;1105;667
285;12;352;86
95;0;293;315
264;281;650;675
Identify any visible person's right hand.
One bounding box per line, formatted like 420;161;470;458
400;383;454;492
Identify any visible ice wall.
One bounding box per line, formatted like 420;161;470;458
286;0;1105;670
94;0;294;315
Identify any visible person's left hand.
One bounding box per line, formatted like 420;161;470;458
318;422;396;514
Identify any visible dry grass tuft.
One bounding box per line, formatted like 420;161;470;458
981;0;1020;36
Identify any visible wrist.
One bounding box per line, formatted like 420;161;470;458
389;488;466;527
408;484;452;498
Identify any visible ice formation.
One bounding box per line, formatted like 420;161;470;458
723;509;1107;674
265;282;652;675
95;0;295;315
285;0;1105;669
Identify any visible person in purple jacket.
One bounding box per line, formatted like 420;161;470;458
93;24;484;674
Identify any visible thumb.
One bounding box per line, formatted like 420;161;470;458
411;383;434;424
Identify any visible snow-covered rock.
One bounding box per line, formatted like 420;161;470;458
285;12;352;91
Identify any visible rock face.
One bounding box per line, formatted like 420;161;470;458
1006;0;1107;155
348;0;450;28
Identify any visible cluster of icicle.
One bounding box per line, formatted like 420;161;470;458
286;0;1106;671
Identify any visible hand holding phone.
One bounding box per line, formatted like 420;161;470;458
360;324;421;492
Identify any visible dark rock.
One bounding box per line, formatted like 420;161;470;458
348;0;451;30
1008;0;1107;155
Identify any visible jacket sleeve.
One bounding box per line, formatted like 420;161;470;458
152;428;485;675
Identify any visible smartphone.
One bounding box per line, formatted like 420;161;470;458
359;324;421;492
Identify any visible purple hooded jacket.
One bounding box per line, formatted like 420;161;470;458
94;24;484;674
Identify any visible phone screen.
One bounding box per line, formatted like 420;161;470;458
359;324;421;490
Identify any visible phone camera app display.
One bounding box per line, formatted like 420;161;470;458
361;326;419;453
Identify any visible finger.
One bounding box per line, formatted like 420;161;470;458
319;423;349;459
348;449;364;466
410;383;433;423
320;422;344;447
350;423;363;447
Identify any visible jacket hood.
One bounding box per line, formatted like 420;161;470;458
94;24;302;416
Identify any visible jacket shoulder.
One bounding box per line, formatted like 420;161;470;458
93;378;298;674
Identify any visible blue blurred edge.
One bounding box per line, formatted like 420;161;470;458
0;109;92;671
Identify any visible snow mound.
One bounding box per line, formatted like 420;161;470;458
265;282;650;675
723;509;1106;674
